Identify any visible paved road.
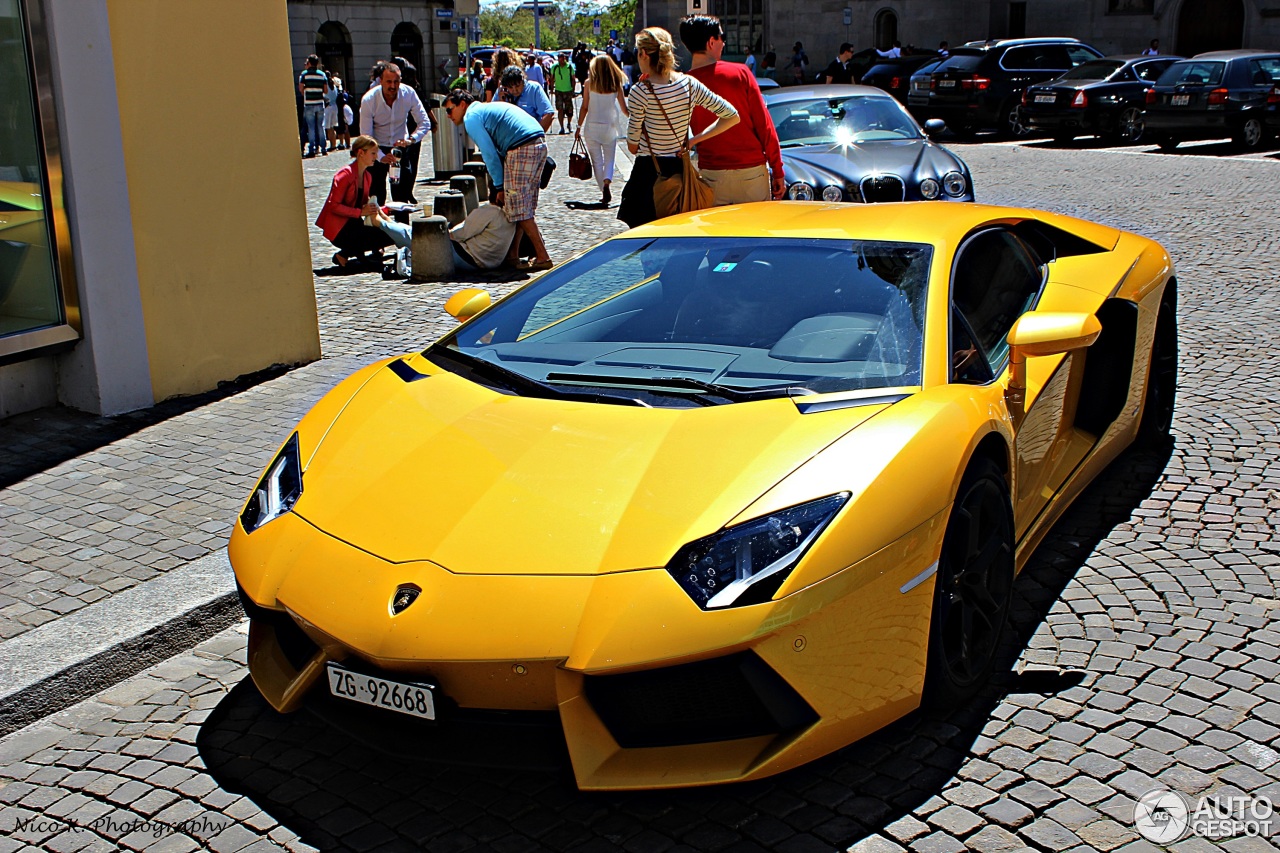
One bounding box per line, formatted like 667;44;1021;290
2;134;1279;852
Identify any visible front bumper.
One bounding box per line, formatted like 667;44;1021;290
230;509;942;789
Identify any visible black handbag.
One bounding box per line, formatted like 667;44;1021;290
541;155;556;189
569;138;593;180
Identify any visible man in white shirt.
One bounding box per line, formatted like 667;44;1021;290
877;40;902;59
360;61;433;203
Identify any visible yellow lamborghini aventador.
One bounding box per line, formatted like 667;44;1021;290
230;202;1176;790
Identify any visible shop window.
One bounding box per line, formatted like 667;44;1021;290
0;0;77;359
712;0;764;58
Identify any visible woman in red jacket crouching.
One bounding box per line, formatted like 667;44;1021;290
315;135;392;268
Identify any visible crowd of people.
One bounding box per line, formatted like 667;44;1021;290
305;15;838;276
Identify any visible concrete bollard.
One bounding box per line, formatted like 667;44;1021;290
432;191;467;227
463;161;489;201
410;215;455;282
449;175;479;214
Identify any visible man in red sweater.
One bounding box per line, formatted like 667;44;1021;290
680;15;786;204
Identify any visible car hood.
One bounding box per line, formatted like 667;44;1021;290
781;139;964;187
294;362;891;574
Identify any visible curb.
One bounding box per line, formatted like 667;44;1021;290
0;553;240;737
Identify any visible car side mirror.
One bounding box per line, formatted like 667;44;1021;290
923;118;946;136
444;288;492;321
1005;311;1101;405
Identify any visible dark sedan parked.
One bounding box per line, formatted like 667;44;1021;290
861;54;943;105
765;86;974;203
1144;50;1280;151
1021;55;1179;143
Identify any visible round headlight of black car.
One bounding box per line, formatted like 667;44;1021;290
943;172;967;198
919;178;941;200
820;185;844;203
787;182;815;201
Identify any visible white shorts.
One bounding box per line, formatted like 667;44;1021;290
324;105;339;129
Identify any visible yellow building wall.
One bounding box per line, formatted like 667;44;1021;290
107;0;320;401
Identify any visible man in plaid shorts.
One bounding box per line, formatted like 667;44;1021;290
444;90;553;270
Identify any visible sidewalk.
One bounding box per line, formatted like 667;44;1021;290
0;133;629;734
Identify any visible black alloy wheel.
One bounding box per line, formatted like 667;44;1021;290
1138;296;1178;444
1002;98;1033;139
1115;106;1145;144
925;458;1015;706
1235;117;1267;151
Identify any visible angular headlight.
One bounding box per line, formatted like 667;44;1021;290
919;178;941;200
666;494;849;610
942;171;967;197
821;185;844;203
240;433;303;533
787;182;815;201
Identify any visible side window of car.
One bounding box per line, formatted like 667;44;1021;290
951;309;994;385
951;229;1045;370
1064;45;1100;67
1134;61;1163;82
1039;47;1073;70
1115;66;1138;83
1001;47;1036;70
1249;58;1280;86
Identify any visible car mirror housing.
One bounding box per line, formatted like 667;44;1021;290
444;288;492;320
1006;311;1101;405
923;118;946;136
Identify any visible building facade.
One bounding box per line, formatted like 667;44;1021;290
1;0;320;419
641;0;1280;71
287;1;469;100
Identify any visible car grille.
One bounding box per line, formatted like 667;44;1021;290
583;651;818;748
860;175;906;203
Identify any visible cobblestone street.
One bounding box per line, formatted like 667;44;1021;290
2;133;1279;852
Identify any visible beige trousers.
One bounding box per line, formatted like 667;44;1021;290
699;164;772;206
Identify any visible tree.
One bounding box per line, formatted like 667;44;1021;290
473;0;634;52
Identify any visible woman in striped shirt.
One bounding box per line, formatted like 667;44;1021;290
617;27;740;227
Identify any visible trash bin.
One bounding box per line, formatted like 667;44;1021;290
432;106;468;178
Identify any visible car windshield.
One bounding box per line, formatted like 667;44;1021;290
437;237;931;406
1057;59;1123;80
935;52;983;72
1157;60;1225;86
768;95;922;146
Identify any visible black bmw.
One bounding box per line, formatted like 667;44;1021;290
1021;55;1180;143
765;85;974;204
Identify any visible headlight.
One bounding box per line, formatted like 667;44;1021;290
240;433;303;533
787;182;815;201
919;178;941;200
942;171;967;197
821;185;844;203
666;494;849;609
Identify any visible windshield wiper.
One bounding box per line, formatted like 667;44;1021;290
544;372;814;403
425;346;648;407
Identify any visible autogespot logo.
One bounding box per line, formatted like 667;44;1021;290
1135;789;1275;843
1135;789;1190;843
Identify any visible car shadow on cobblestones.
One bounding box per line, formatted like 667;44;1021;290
0;364;293;490
196;441;1173;852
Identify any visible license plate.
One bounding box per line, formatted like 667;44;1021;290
938;79;956;88
1171;94;1190;106
1034;94;1056;104
327;662;436;720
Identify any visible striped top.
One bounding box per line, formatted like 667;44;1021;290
299;68;328;106
626;75;737;156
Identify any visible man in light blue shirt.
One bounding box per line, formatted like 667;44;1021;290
444;91;554;270
500;67;555;131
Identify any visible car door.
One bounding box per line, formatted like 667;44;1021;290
949;228;1086;538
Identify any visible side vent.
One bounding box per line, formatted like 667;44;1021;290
388;359;430;383
1074;299;1136;436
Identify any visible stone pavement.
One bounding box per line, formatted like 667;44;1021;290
1;134;1279;851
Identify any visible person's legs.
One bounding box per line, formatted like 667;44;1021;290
304;105;324;155
333;219;393;264
367;159;390;205
377;217;412;249
389;150;415;203
450;242;479;271
583;126;609;193
503;142;551;264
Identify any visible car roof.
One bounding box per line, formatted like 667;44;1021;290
621;201;1122;251
764;84;898;100
1192;49;1280;59
959;37;1086;50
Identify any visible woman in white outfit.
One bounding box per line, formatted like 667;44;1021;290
575;55;629;206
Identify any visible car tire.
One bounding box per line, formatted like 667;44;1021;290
1138;288;1178;445
1001;98;1033;139
1113;106;1145;144
924;457;1015;707
1234;117;1267;151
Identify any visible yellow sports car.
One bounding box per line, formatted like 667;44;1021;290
230;202;1176;790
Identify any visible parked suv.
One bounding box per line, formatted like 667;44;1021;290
1144;51;1280;151
926;37;1103;137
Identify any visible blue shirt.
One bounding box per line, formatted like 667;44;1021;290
463;101;545;189
509;81;553;123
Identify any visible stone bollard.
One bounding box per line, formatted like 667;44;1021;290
463;161;489;201
432;191;467;227
449;175;479;214
410;215;455;282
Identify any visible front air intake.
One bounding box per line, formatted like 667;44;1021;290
583;652;818;748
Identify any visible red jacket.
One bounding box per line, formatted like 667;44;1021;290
316;163;372;242
686;62;783;176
